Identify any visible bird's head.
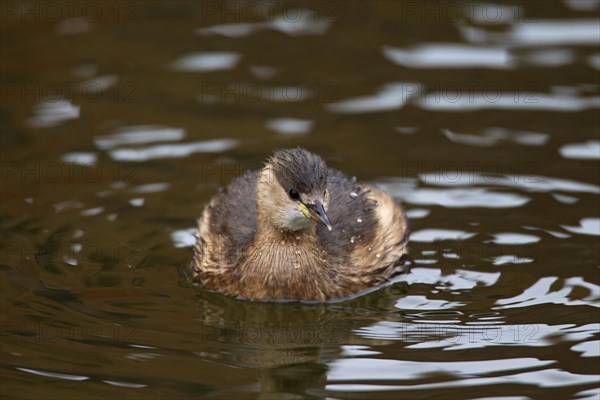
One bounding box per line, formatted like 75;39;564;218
258;148;332;232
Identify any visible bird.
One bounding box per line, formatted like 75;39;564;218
192;147;409;301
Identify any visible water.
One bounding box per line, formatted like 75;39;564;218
1;1;599;399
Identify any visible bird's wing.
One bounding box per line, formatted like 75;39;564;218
318;170;409;281
194;170;258;273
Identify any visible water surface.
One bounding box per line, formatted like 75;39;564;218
1;1;599;399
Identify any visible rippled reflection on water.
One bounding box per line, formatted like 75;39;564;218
1;1;599;399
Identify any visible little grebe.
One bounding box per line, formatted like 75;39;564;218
192;148;409;301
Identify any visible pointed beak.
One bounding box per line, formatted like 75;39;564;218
306;201;333;231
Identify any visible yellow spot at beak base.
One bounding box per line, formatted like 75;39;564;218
299;203;312;219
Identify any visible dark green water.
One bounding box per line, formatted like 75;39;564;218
1;1;599;399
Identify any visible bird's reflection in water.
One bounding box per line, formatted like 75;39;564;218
193;283;409;398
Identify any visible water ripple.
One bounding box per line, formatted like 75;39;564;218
26;99;80;128
495;277;600;309
108;139;239;162
327;357;554;382
382;44;513;69
418;172;600;194
16;367;89;381
559;140;600;160
443;127;549;146
266;118;313;135
168;52;241;72
94;126;185;150
384;185;530;208
326;368;599;392
196;10;333;38
325;82;421;114
561;218;600;236
415;93;600;112
509;20;600;46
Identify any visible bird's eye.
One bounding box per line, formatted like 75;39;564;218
288;188;300;200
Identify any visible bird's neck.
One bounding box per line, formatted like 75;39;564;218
243;218;327;298
256;219;318;243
